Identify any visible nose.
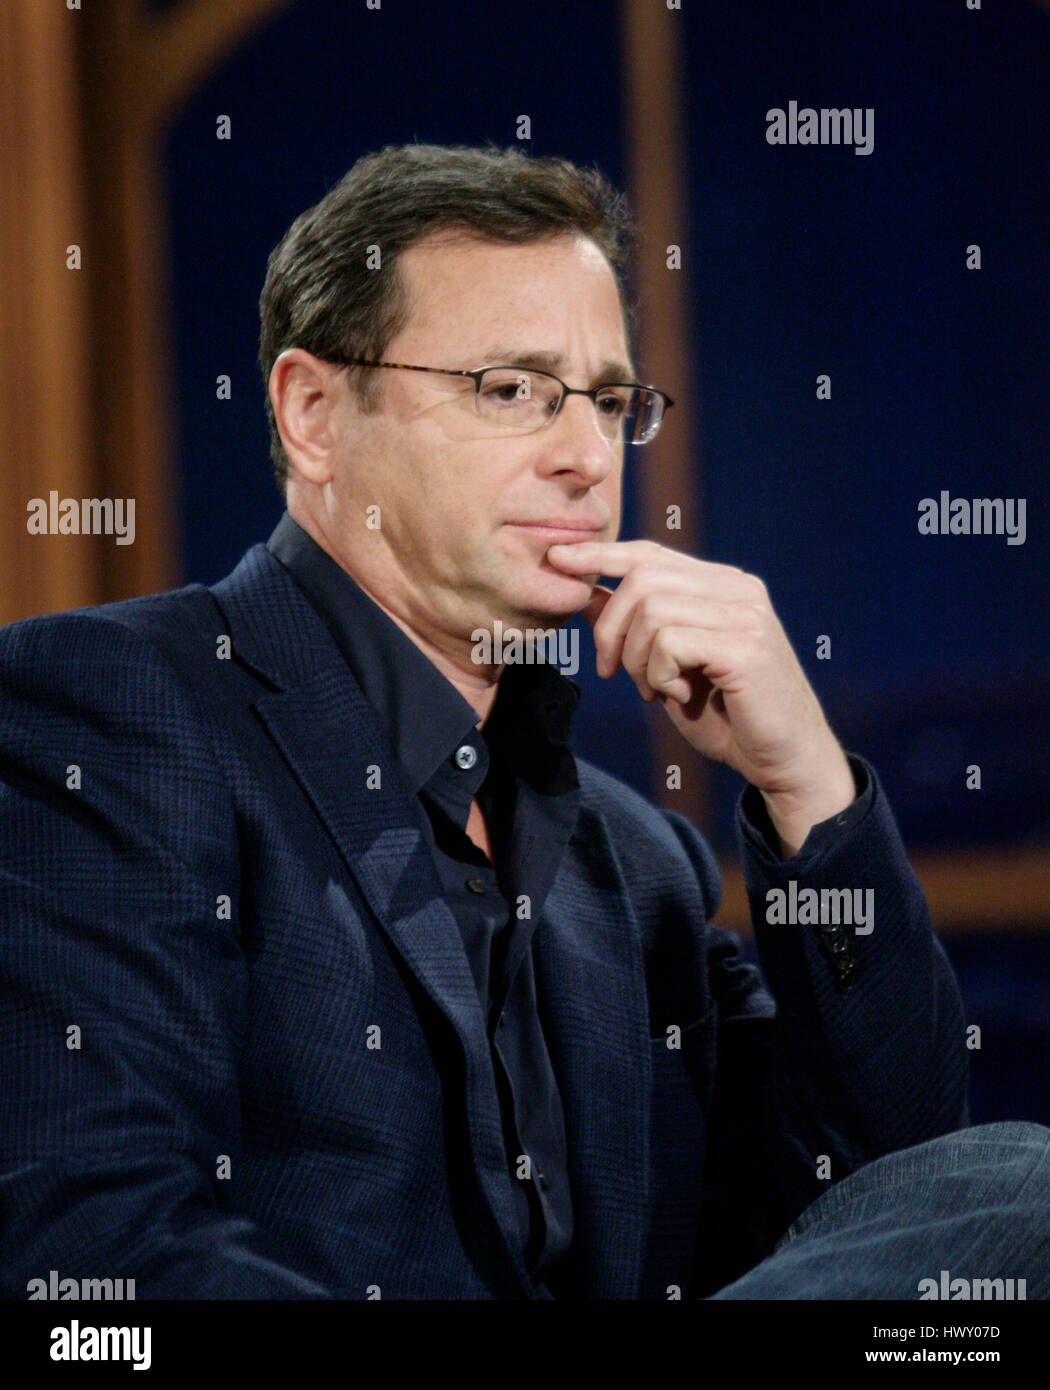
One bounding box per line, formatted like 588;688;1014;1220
536;392;620;486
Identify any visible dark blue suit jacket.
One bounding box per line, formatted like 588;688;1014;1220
0;544;968;1299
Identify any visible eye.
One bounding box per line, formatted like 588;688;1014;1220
483;381;525;404
595;389;630;417
478;371;541;410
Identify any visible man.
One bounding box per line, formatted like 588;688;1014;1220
1;144;1045;1301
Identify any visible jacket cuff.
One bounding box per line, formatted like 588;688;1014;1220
736;751;872;867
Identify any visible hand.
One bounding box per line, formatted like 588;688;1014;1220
545;539;855;855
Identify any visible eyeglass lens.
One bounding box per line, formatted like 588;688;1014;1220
474;368;662;444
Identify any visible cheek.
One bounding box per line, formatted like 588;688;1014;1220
601;473;624;527
429;456;517;526
400;476;492;565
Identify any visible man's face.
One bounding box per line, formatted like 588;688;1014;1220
318;232;628;639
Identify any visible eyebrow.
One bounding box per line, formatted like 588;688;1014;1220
476;348;639;384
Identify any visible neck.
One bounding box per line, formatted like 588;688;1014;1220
359;583;504;726
288;501;503;725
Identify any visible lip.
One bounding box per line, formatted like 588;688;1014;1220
508;521;603;543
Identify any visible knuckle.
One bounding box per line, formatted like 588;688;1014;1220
746;573;769;601
637;590;664;625
651;626;674;657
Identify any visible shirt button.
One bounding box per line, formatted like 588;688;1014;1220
537;1171;549;1191
465;877;487;894
454;744;477;770
498;1013;506;1029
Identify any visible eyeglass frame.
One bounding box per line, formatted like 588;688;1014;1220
320;357;675;444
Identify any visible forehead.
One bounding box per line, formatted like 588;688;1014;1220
394;231;629;349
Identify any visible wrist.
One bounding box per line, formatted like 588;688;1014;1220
759;750;856;859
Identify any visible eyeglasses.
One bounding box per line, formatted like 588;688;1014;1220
326;358;674;445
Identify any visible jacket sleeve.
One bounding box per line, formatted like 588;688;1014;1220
0;611;332;1298
661;756;969;1296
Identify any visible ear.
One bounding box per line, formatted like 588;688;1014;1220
268;348;344;485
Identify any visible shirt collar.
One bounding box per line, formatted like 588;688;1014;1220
266;511;580;797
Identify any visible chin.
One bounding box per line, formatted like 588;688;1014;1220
483;540;594;622
503;569;593;625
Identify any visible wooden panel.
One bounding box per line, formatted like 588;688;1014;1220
1;0;299;625
621;0;707;826
0;2;96;622
135;0;295;129
716;849;1050;936
74;0;179;605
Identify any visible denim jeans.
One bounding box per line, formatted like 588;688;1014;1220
707;1122;1050;1299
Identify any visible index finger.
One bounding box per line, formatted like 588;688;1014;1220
545;540;666;577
